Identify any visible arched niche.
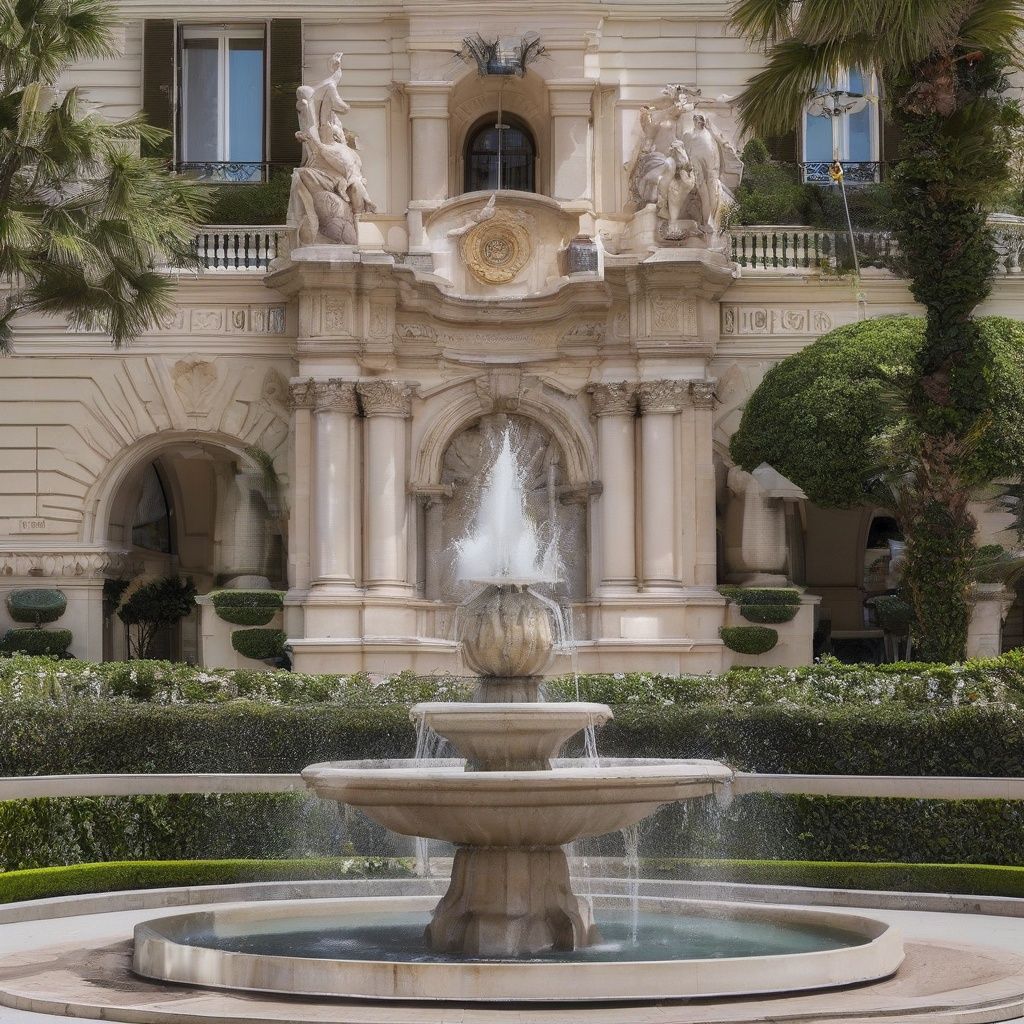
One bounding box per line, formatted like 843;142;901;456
449;70;550;196
423;413;587;604
463;112;537;193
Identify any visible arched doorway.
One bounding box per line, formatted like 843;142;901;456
103;440;286;661
424;413;586;604
464;114;536;193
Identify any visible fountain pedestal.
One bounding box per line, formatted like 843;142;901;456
425;845;599;956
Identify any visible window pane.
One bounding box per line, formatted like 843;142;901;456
848;67;866;95
847;105;872;161
804;113;833;161
182;38;219;162
228;37;264;164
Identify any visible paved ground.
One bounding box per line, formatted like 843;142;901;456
2;892;1024;1023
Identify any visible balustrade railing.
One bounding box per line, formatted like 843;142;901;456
728;215;1024;275
191;225;286;271
800;160;882;185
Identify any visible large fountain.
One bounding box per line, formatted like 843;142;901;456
132;426;903;1002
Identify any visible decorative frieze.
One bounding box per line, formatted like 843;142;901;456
649;294;698;337
690;380;717;408
313;379;359;414
721;305;834;336
638;379;690;414
156;304;287;336
0;549;133;578
357;380;414;417
588;382;637;417
288;378;318;410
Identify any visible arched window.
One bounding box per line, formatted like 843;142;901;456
132;462;173;553
464;115;536;193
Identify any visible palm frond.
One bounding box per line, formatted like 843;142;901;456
959;0;1024;54
730;0;794;47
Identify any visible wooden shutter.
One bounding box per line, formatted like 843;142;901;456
763;129;799;164
269;19;303;168
142;20;175;159
879;109;901;179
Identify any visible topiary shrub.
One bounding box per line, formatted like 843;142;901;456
740;604;798;624
718;587;802;606
720;626;778;655
118;577;197;659
6;589;66;626
867;595;916;635
231;628;286;661
0;628;72;656
212;590;284;626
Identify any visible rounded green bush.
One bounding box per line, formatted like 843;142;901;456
720;625;778;655
718;586;801;606
231;628;286;661
5;589;66;626
730;316;1024;507
740;604;798;624
212;590;283;627
0;628;72;656
868;595;916;635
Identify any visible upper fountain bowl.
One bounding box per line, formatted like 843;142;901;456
459;584;554;678
412;701;612;770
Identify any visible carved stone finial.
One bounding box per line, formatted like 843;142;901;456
312;379;359;413
690;380;717;408
588;382;638;417
638;379;690;414
357;379;414;417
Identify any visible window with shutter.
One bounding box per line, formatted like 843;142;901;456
268;20;303;168
142;19;175;158
178;25;267;182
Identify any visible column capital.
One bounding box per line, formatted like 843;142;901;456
313;379;359;414
358;379;414;417
638;379;690;414
288;377;317;410
588;381;638;417
691;380;717;409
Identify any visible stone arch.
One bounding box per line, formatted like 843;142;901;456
412;379;596;492
449;68;551;196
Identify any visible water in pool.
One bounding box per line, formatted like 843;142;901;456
179;910;868;964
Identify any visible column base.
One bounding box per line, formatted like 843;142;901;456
425;846;599;957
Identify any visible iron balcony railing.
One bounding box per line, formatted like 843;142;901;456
800;160;883;185
172;161;292;184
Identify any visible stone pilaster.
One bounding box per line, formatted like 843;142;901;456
311;379;361;590
548;80;594;203
690;380;718;586
358;380;415;592
407;82;453;203
589;382;639;594
638;380;689;590
287;378;316;590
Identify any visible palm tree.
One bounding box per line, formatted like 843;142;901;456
0;0;209;351
730;0;1024;661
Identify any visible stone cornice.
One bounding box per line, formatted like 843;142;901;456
357;379;415;417
588;381;637;417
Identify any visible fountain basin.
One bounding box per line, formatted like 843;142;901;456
411;702;612;770
132;894;904;1002
302;757;732;846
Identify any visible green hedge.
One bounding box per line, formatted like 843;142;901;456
5;589;66;626
720;626;778;654
0;793;348;870
212;590;283;627
739;605;798;624
717;587;802;606
232;628;286;660
0;857;411;904
0;629;72;656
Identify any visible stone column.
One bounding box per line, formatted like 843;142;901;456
358;380;414;593
638;380;689;590
589;382;638;594
548;81;594;203
311;379;361;590
407;82;453;203
287;379;316;590
691;380;718;587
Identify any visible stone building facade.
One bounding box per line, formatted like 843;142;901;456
2;0;1022;673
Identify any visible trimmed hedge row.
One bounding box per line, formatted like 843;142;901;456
6;702;1024;777
0;857;411;904
0;793;347;871
0;629;72;656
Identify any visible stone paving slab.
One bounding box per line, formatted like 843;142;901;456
1;936;1023;1024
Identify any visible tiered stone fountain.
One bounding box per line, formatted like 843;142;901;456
132;428;903;1002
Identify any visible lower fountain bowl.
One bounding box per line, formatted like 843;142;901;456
132;894;904;1002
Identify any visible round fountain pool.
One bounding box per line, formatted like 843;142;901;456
133;895;904;1002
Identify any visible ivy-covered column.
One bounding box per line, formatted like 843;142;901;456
311;379;361;591
358;380;415;594
638;380;688;590
589;382;638;594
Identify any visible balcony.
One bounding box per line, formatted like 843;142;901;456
187;216;1024;277
800;160;882;185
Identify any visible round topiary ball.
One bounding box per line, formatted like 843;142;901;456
720;625;779;656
